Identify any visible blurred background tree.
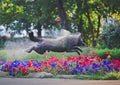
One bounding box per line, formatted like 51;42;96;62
0;0;120;47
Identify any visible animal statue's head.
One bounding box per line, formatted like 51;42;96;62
77;33;86;46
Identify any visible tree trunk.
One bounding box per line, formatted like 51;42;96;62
35;22;42;37
37;27;42;37
78;15;83;33
56;0;69;30
86;11;95;47
96;15;101;38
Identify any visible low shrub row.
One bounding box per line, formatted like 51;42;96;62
91;48;120;60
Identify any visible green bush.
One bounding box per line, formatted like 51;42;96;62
100;24;120;49
91;48;120;60
103;72;120;80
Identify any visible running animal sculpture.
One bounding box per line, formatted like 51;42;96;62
26;31;85;55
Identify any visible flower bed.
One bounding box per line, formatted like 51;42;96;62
0;52;120;77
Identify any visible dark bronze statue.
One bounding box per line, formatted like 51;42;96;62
26;30;85;55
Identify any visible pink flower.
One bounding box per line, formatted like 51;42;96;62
92;50;96;55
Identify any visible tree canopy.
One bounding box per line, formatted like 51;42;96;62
0;0;120;46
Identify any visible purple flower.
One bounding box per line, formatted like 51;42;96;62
78;66;83;73
68;62;73;66
72;68;78;74
9;67;16;77
11;60;20;67
64;61;67;66
33;61;39;67
89;70;94;74
85;65;90;71
51;62;57;68
19;61;27;67
102;59;111;65
0;60;6;65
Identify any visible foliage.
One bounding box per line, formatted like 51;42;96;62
1;0;120;46
0;0;24;25
100;23;120;49
74;72;120;80
103;72;120;80
91;48;120;60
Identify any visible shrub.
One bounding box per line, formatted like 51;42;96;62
91;48;120;60
103;72;120;80
100;23;120;49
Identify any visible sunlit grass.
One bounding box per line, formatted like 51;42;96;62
23;51;78;61
0;50;7;60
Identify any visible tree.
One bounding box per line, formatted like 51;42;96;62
0;0;120;47
56;0;69;30
66;0;105;46
0;0;24;27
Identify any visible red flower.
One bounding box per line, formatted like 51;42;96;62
95;56;102;62
34;67;43;72
58;59;64;65
27;60;34;67
77;55;83;60
57;65;62;70
21;66;28;74
66;56;77;62
55;19;61;23
112;59;120;68
14;68;19;73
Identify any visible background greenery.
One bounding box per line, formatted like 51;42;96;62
0;0;120;46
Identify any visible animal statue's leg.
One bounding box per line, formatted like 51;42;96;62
26;43;46;54
67;49;80;55
25;46;35;53
74;49;81;55
25;43;43;53
73;46;83;52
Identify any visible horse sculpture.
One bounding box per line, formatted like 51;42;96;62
26;30;85;55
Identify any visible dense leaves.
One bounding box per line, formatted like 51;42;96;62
0;0;120;46
100;23;120;49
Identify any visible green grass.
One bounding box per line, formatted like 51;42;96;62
0;49;79;61
0;50;7;60
74;74;103;80
74;72;120;80
24;51;78;61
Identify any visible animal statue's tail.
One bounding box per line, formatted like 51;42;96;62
28;32;42;42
